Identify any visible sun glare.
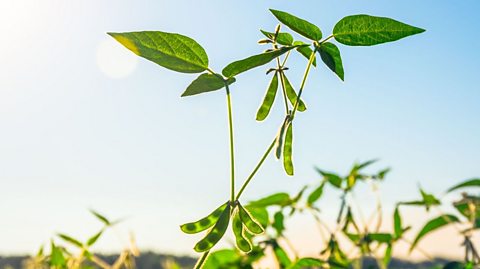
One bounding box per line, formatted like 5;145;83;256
96;38;138;79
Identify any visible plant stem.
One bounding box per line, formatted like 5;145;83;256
194;251;210;269
276;59;290;114
235;139;275;200
225;83;236;202
235;47;316;200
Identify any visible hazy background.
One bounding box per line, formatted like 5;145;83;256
0;0;479;261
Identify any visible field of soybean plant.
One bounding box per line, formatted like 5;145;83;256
1;1;479;269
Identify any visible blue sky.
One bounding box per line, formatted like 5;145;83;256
0;0;479;260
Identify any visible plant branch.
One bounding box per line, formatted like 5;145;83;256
194;251;210;269
225;83;236;202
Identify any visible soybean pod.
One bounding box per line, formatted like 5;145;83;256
232;211;252;253
256;72;279;121
180;202;228;234
283;122;294;175
281;72;307;112
238;204;264;235
193;203;231;252
275;116;291;159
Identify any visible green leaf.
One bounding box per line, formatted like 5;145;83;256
281;72;307;112
273;211;285;236
420;188;441;210
244;205;269;228
333;15;425;46
410;214;459;252
260;30;294;46
287;258;324;269
368;233;393;243
447;178;480;193
383;244;393;268
194;204;231;252
50;241;66;268
270;9;322;41
307;182;325;206
293;41;316;66
275;116;291;159
58;234;83;248
90;209;111;226
86;230;103;247
283;123;294;176
256;72;279;121
203;249;240;268
232;212;252;253
180;202;228;234
222;46;298;78
181;73;235;97
318;42;344;81
394;207;402;239
108;31;208;73
315;168;343;189
272;242;292;267
238;204;264;235
249;193;291;207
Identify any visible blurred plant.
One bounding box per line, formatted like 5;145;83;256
110;7;425;269
25;210;138;269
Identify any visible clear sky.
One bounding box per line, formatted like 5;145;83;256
0;0;479;261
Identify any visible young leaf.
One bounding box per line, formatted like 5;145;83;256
368;233;393;243
238;204;264;234
50;241;66;267
273;211;285;236
181;73;235;97
270;9;322;41
86;230;103;247
393;207;402;239
194;204;231;252
90;209;111;226
256;72;279;121
281;73;307;112
275;116;291;159
318;42;344;81
333;15;425;46
293;41;316;66
108;31;209;73
232;212;252;253
447;178;480;193
307;182;325;206
57;234;83;248
410;214;459;252
272;242;292;267
383;244;393;268
260;30;294;46
315;168;343;189
287;258;324;269
180;202;228;234
222;46;298;78
248;193;291;207
283;123;294;176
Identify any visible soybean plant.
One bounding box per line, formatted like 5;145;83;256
110;8;424;268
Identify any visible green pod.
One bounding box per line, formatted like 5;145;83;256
238;204;264;235
232;211;252;253
180;202;228;234
256;72;279;121
275;116;291;159
281;72;306;112
283;122;294;175
194;204;231;252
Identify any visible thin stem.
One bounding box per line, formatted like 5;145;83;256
225;83;236;202
235;139;275;200
291;46;317;119
194;251;210;269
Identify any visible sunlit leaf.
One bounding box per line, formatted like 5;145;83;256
307;182;325;206
333;15;425;46
108;31;209;73
318;42;344;81
248;193;291;207
270;9;322;41
293;41;316;66
181;73;235;97
273;211;285;236
222;46;299;77
260;30;294;46
410;214;459;252
394;207;402;238
447;178;480;193
90;210;111;226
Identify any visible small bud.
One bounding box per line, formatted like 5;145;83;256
258;39;272;44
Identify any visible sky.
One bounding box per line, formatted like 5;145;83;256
0;0;479;261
